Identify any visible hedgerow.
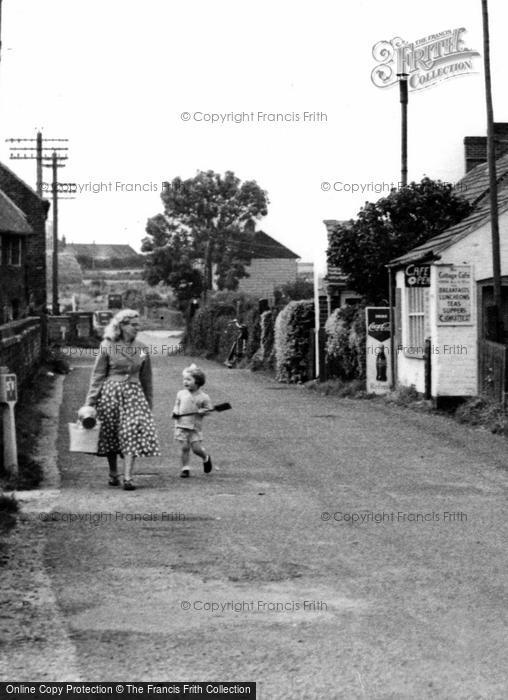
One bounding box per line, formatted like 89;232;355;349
325;304;366;380
274;300;314;383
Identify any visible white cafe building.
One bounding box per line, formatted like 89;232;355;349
388;151;508;406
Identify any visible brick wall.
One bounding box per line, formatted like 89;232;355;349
0;317;42;386
237;258;297;299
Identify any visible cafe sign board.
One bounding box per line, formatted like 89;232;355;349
404;263;430;287
436;264;473;325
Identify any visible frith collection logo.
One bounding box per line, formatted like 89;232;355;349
371;28;480;91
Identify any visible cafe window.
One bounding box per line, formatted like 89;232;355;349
406;287;426;355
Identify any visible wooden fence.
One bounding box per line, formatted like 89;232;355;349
478;339;508;405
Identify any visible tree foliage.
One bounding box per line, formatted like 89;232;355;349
142;170;269;306
327;178;473;303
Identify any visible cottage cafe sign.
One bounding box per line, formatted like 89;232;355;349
371;28;480;91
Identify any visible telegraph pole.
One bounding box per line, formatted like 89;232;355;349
7;135;72;316
481;0;503;342
6;134;69;197
397;73;409;187
36;131;43;196
43;151;68;315
51;153;59;314
0;1;4;65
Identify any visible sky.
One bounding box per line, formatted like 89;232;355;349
0;0;507;273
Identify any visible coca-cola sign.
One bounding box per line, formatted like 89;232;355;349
366;308;391;342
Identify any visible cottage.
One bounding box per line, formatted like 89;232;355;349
0;162;49;323
388;149;508;405
64;243;144;275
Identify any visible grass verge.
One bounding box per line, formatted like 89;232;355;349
0;348;67;492
305;378;508;436
0;493;19;534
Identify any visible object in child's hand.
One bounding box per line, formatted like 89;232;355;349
211;402;232;412
173;402;232;418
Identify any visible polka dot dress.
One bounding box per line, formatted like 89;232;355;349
96;381;160;457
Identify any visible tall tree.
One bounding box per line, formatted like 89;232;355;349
142;170;269;300
327;178;473;304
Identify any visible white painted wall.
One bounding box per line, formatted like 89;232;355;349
395;209;508;397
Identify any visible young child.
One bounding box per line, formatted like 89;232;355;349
173;363;213;478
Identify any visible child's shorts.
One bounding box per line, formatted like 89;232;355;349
174;427;203;445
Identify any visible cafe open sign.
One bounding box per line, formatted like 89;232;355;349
405;264;430;287
0;374;17;403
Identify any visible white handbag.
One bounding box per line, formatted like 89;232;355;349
68;421;101;453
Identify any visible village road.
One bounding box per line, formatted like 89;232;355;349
11;331;508;698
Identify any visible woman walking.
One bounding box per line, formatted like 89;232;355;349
84;309;160;490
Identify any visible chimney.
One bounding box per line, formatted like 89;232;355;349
464;122;508;173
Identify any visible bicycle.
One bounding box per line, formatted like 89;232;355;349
224;318;248;368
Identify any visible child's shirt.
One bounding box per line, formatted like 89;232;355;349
173;388;212;430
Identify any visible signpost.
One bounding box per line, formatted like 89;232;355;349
0;367;18;476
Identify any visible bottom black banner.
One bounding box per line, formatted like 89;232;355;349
0;683;256;700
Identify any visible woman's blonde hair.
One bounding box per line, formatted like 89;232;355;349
103;309;139;341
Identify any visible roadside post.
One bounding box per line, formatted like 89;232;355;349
0;366;18;477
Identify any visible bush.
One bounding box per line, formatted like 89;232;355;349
43;348;71;374
275;300;314;383
325;304;366;380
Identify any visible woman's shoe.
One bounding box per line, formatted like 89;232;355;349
123;480;136;491
108;474;120;486
203;456;213;474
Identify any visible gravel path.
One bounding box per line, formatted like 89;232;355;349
2;333;508;699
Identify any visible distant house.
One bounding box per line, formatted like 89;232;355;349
64;243;144;271
0;162;49;323
322;220;363;313
236;231;299;299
